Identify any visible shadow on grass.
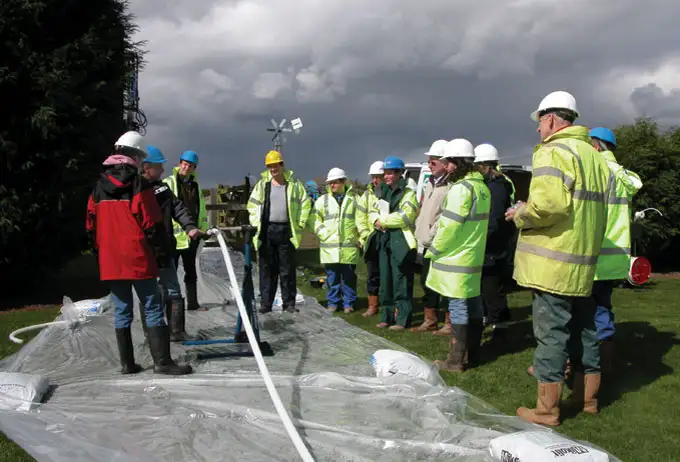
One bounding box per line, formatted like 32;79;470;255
597;321;679;410
478;319;537;365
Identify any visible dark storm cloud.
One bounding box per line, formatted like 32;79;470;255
129;0;680;187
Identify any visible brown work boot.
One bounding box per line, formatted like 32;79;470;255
409;308;439;332
363;295;380;317
432;312;451;336
582;374;601;414
517;382;562;426
434;324;467;373
583;373;601;414
564;372;600;415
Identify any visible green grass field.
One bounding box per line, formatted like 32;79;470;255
295;248;680;462
1;250;679;461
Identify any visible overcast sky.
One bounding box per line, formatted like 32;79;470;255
129;0;680;187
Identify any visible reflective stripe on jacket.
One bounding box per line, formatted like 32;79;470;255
163;167;208;250
246;169;311;251
595;150;643;280
314;187;360;264
513;125;611;297
425;171;490;299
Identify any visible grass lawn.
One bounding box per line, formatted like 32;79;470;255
295;247;680;462
2;249;678;461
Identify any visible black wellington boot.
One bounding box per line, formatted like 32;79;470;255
115;328;142;374
169;298;189;342
147;325;193;375
185;281;203;311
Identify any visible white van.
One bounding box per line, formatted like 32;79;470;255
407;162;533;204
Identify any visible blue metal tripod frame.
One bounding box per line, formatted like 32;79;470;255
183;225;274;358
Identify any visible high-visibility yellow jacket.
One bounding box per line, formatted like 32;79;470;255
513;126;611;297
367;183;418;251
246;169;311;250
594;150;643;280
356;184;381;247
163;167;209;250
313;187;360;265
425;171;491;299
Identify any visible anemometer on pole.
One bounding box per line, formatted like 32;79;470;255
266;117;303;152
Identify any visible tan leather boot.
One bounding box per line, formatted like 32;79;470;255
432;312;451;336
517;382;562;426
363;295;380;317
409;308;439;332
563;371;600;415
583;373;601;414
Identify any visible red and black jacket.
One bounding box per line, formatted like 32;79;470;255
86;163;170;280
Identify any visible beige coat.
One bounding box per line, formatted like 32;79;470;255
415;176;450;248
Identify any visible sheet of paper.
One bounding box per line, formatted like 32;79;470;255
378;199;390;216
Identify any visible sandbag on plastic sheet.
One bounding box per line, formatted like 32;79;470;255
370;349;443;386
0;372;49;411
489;430;611;461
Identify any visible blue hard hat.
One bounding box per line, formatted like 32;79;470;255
589;127;616;147
383;156;405;170
144;145;167;164
180;150;199;165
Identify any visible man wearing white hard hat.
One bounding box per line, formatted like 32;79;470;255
505;90;611;425
425;138;490;372
356;161;385;317
86;131;192;376
473;143;515;347
313;168;360;313
409;140;451;333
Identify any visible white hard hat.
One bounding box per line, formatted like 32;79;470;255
326;167;347;182
114;131;147;156
442;138;475;159
474;143;500;163
368;161;384;175
530;91;579;122
424;139;449;158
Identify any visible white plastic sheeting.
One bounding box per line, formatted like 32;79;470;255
0;246;622;462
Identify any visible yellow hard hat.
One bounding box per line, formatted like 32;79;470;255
265;150;283;166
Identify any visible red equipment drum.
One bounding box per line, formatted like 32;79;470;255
628;256;652;286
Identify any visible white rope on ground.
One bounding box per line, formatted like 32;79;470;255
9;322;70;344
208;228;315;462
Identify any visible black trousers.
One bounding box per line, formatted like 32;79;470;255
420;255;442;309
258;223;297;310
173;239;200;284
366;252;380;296
481;266;511;325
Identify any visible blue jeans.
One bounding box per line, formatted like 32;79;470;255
325;264;357;308
159;260;183;300
592;280;615;341
448;296;483;325
109;279;165;329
